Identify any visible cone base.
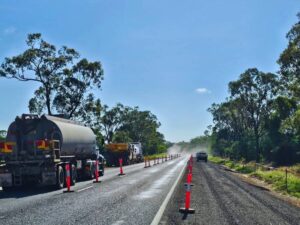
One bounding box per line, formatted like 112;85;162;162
63;190;75;193
118;173;126;176
93;180;101;183
179;208;195;214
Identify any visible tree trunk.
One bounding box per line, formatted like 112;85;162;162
254;127;260;163
45;87;52;115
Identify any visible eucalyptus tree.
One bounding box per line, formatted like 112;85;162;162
278;13;300;99
228;68;278;161
0;33;104;118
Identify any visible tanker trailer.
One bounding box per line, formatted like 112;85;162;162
0;114;104;190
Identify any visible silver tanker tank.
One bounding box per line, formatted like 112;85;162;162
6;114;97;159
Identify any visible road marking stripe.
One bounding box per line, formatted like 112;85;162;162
150;157;188;225
77;186;93;193
111;220;125;225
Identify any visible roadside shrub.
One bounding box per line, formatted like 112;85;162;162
209;155;300;198
251;170;300;198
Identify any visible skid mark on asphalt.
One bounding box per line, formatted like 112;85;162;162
134;160;185;199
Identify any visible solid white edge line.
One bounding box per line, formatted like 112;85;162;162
77;185;93;193
150;157;188;225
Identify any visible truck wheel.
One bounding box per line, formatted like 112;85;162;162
71;164;77;186
56;166;65;189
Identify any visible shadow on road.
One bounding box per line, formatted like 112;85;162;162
181;212;190;220
0;186;56;199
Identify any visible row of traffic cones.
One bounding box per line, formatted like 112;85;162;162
64;160;102;193
144;154;181;168
179;155;195;214
64;157;127;193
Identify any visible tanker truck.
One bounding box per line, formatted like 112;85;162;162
102;142;143;166
0;114;104;190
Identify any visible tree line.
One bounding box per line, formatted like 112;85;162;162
208;13;300;165
0;33;168;155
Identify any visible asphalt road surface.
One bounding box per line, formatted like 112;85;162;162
0;156;187;225
160;160;300;225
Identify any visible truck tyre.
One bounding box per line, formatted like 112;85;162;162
71;164;77;186
56;166;65;189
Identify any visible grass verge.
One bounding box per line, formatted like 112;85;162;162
146;153;168;160
208;156;300;198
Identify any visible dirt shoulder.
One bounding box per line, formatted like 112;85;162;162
160;160;300;225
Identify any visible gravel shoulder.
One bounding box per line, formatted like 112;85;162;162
160;160;300;225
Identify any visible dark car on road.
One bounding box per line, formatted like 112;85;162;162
196;152;208;162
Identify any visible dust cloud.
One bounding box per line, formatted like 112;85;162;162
167;144;209;157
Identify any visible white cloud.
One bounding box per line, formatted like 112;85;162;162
4;26;16;35
195;88;211;94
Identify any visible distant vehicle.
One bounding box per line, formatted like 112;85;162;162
0;114;104;190
196;152;208;162
103;142;143;166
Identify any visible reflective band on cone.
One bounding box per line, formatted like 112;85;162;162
63;164;74;193
93;160;101;183
179;172;195;214
118;158;125;176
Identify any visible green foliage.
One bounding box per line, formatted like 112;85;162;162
208;156;226;164
87;103;168;155
208;13;300;165
252;170;300;198
100;103;125;143
118;106;167;155
146;153;168;160
278;13;300;100
209;156;300;198
0;33;104;119
112;131;132;143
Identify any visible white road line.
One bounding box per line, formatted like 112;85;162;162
135;160;185;199
77;186;93;193
150;157;188;225
111;220;125;225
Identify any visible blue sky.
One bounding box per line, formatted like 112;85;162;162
0;0;299;142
